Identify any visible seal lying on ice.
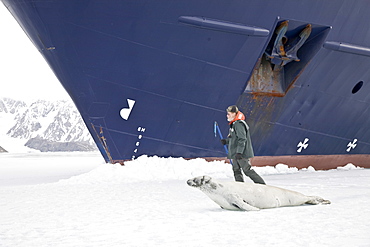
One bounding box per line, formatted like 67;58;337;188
187;175;330;211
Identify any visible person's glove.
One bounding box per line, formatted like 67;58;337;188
220;139;227;145
235;153;243;160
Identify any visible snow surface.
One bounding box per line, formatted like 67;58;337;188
0;153;369;246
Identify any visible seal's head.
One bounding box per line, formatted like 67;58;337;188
187;176;220;192
187;175;212;187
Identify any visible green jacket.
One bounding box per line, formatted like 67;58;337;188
226;120;254;159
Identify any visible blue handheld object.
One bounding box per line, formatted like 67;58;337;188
214;121;233;165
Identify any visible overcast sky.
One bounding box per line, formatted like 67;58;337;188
0;4;69;102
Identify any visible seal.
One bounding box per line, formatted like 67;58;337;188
187;175;331;211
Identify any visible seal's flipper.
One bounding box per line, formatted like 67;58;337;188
306;196;331;205
231;197;260;211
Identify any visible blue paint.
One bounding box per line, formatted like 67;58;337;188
2;0;370;163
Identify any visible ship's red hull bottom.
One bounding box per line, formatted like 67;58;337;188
202;154;370;170
117;154;369;170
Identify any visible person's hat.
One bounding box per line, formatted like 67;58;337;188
226;105;239;113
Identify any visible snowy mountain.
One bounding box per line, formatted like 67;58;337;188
0;97;97;152
0;146;7;152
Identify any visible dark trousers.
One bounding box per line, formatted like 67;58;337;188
231;158;266;184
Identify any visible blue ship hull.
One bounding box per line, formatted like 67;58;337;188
2;0;370;168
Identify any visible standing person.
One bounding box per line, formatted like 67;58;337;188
221;105;266;184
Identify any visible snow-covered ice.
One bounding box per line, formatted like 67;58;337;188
0;153;369;246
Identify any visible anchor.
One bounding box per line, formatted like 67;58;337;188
265;21;312;68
